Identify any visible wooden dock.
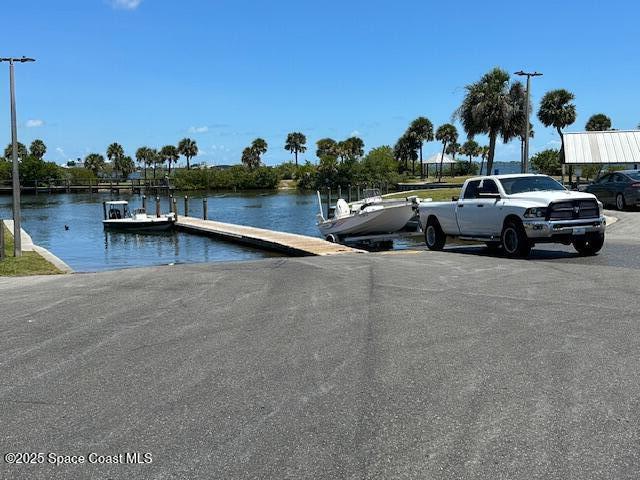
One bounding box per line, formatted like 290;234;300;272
175;216;364;256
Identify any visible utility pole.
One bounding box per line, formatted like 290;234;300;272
0;56;35;256
514;70;542;174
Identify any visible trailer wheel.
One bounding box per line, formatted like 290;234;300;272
425;218;446;250
325;234;337;243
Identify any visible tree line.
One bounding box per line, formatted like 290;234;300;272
83;138;199;179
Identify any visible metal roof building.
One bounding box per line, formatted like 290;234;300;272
563;130;640;164
424;153;456;164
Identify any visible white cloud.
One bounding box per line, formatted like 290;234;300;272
109;0;142;10
188;126;209;134
55;147;66;158
25;119;44;128
349;130;361;138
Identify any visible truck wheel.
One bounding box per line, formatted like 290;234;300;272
573;232;605;256
425;218;446;250
616;193;626;211
501;220;531;258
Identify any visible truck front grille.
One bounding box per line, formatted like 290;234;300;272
547;200;599;220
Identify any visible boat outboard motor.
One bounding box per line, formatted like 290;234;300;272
335;199;351;219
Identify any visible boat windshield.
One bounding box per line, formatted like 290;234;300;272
362;188;382;201
499;176;565;195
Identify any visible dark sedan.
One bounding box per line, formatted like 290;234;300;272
585;170;640;210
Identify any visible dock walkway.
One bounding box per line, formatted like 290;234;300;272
175;216;364;256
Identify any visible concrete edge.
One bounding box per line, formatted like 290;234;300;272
32;245;74;273
2;219;73;273
605;215;618;226
2;219;35;251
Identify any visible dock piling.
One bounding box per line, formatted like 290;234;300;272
184;195;189;216
203;198;208;220
155;196;160;218
142;195;146;211
172;197;178;221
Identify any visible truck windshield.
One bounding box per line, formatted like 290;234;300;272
499;176;565;194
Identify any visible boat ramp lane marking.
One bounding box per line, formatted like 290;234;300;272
174;217;366;256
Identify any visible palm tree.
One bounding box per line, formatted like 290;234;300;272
435;124;458;181
29;139;46;159
251;138;268;162
84;153;105;176
585;113;612;131
160;145;180;175
478;146;489;175
116;155;135;178
316;138;338;159
3;142;27;160
446;141;460;160
446;142;461;177
148;148;160;179
456;67;527;177
136;147;150;181
284;132;307;166
241;138;267;170
394;134;417;173
537;89;576;162
241;147;259;170
106;142;125;179
460;139;480;174
342;137;364;162
178;138;198;170
408;117;434;179
106;143;124;163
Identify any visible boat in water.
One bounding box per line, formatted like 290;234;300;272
102;200;175;231
316;189;417;242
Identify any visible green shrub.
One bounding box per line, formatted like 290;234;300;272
64;167;97;184
0;160;11;182
531;149;561;176
172;165;280;190
18;156;62;184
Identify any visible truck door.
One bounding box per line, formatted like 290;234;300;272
456;179;502;237
474;179;503;238
455;180;483;235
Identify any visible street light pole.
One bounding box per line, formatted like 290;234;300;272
1;56;35;257
514;70;542;174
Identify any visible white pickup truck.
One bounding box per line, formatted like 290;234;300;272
419;174;606;257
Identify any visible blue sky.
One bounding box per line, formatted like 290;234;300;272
2;0;639;166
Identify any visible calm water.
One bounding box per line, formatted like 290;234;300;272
0;191;324;272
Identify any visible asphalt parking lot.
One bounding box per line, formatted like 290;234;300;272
1;210;639;479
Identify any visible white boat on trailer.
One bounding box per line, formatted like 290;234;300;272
316;189;418;244
102;200;175;231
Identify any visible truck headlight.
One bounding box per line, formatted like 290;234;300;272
524;207;548;218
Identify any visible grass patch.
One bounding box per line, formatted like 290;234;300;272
0;225;61;276
383;188;462;202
